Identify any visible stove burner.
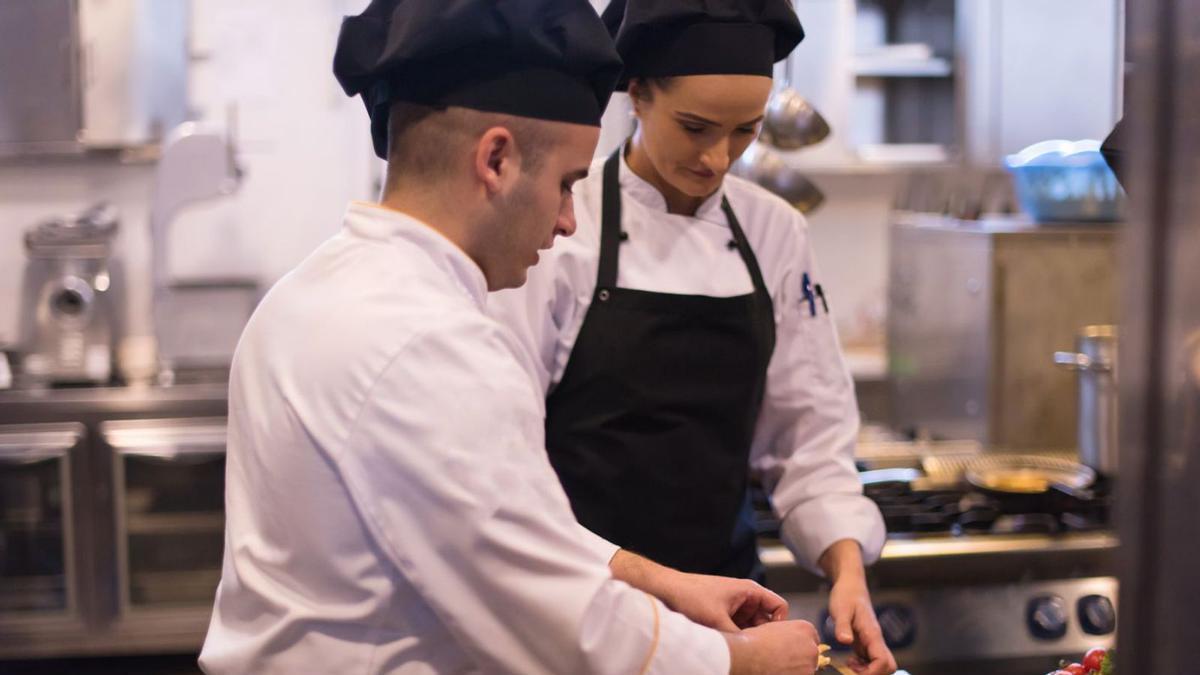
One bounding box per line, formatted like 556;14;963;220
751;476;1113;539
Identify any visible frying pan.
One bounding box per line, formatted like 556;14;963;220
965;455;1096;512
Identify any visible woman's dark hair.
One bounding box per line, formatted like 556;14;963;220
629;77;675;101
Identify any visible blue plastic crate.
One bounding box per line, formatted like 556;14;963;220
1004;139;1125;222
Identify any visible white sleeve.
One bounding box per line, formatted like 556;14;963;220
489;253;620;566
750;221;886;575
332;313;726;675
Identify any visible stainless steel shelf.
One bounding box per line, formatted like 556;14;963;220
855;57;953;77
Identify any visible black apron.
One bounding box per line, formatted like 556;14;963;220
545;149;777;579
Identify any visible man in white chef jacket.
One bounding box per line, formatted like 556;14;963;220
199;1;826;674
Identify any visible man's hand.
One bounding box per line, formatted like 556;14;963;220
661;572;789;631
608;550;787;630
819;540;897;675
725;619;821;675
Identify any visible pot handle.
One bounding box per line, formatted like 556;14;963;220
1054;351;1113;372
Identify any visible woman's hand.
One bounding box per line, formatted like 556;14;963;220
820;540;897;675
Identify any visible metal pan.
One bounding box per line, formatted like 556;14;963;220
965;455;1096;512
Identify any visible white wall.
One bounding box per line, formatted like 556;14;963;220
0;0;895;356
0;0;374;348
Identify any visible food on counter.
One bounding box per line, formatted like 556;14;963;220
816;643;832;669
1046;647;1114;675
980;471;1051;493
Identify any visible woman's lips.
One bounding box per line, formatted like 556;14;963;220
686;167;717;180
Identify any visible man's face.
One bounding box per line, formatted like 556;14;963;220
487;123;599;290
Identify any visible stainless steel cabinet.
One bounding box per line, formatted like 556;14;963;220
887;216;1118;448
0;0;190;155
0;384;227;659
102;419;225;612
0;424;83;617
957;0;1124;165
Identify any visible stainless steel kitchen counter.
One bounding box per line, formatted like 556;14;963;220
0;383;227;423
0;382;229;661
761;532;1119;675
761;531;1118;592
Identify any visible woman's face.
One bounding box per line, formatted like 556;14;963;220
630;74;773;198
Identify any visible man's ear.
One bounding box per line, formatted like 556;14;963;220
474;127;517;196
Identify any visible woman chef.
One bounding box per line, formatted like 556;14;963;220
490;1;896;673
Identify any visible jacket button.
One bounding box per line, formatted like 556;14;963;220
598;289;610;302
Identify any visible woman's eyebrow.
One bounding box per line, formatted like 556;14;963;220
675;111;765;127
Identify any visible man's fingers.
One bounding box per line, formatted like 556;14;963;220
730;592;761;629
833;606;855;644
753;584;788;618
711;612;741;633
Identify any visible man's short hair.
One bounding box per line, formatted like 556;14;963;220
385;102;558;188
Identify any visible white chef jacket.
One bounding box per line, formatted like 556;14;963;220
489;154;887;575
199;202;730;675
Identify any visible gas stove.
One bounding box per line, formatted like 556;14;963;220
755;469;1118;675
866;474;1112;538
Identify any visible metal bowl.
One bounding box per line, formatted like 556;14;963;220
762;88;831;150
731;142;826;213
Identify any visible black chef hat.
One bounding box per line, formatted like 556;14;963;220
334;0;624;159
602;0;805;90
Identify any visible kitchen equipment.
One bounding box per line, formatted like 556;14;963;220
888;216;1118;448
757;441;1117;674
149;122;252;379
0;0;189;156
104;418;227;611
1055;325;1119;475
0;423;82;616
18;202;125;385
731;141;826;213
966;455;1097;512
1004;139;1126;222
0;383;225;659
761;46;831;151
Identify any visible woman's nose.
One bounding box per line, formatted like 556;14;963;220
702;138;732;173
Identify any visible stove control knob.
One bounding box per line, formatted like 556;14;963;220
1027;595;1069;640
875;604;917;650
1078;594;1117;635
819;612;853;652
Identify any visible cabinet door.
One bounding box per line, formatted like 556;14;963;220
961;0;1123;164
787;0;857;165
0;424;83;616
0;0;82;151
102;419;226;611
997;0;1122;156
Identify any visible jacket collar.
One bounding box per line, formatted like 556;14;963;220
617;148;729;226
343;201;488;309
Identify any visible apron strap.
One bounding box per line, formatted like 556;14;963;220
597;148;623;290
599;145;774;317
720;197;772;307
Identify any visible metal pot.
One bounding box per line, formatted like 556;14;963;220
1055;325;1119;475
761;50;831;151
762;88;831;150
730;141;826;213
